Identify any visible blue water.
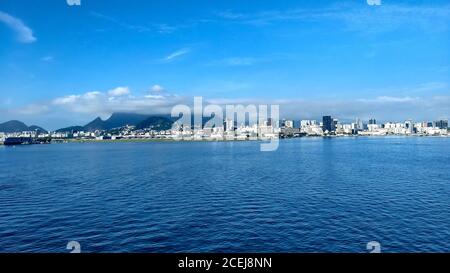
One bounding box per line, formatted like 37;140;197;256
0;137;449;253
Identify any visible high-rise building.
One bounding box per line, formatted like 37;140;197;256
434;120;449;129
355;118;363;130
333;118;338;128
369;119;377;125
322;116;335;132
405;120;414;134
224;119;234;132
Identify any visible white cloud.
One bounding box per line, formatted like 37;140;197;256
6;83;450;125
53;95;81;105
107;86;130;97
165;48;190;61
145;94;165;99
0;11;36;43
151;85;165;93
50;87;186;116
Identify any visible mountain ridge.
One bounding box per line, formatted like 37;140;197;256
1;112;215;133
56;113;175;132
0;120;47;133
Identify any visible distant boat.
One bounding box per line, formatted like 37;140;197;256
3;137;34;146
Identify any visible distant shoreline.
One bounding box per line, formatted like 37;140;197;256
2;134;449;147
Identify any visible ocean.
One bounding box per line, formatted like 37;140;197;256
0;137;449;252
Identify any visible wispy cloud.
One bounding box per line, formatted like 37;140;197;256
362;82;449;97
214;57;257;66
0;11;36;43
215;11;246;20
156;24;177;34
90;11;151;32
15;104;49;115
90;11;198;35
411;82;449;94
358;96;418;103
215;3;450;34
164;48;190;62
208;95;450;122
41;56;54;62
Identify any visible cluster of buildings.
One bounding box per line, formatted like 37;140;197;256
280;116;448;137
1;117;448;145
314;116;449;137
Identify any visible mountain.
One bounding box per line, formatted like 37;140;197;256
83;113;151;131
54;126;85;133
0;120;29;132
54;112;219;133
55;113;175;132
104;113;150;129
28;125;48;134
0;120;47;133
84;117;106;131
135;116;174;131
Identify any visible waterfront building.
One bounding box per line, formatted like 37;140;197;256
367;123;380;132
434;120;449;129
355;118;364;131
224;119;234;132
300;120;316;127
322;116;335;133
405;120;414;134
333;118;338;129
284;120;294;129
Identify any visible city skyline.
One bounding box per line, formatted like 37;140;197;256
0;0;449;129
0;112;448;134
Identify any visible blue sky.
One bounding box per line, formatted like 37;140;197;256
0;0;449;129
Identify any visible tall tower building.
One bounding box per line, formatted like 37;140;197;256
322;116;335;132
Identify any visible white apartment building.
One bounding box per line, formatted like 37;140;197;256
284;120;294;128
300;120;316;127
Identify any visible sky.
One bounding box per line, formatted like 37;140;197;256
0;0;449;130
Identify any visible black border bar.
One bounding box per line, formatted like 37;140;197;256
1;253;448;272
